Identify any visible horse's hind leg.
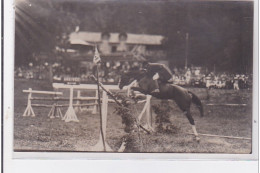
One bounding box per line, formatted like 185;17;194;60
184;110;200;142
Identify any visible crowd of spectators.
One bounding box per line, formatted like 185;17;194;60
15;61;252;90
15;62;51;80
15;61;143;84
172;67;252;90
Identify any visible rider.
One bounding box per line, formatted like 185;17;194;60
143;62;174;94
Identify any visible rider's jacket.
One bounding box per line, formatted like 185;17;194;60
146;63;173;82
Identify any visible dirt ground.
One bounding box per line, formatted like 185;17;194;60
14;79;252;153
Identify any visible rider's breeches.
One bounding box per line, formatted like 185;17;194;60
153;73;160;89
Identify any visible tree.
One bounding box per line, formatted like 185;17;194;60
15;0;80;65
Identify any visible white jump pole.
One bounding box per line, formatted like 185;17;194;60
47;102;63;119
47;103;55;119
23;89;62;95
206;103;247;106
75;90;82;113
92;90;98;114
22;88;35;117
145;95;153;130
91;90;113;151
138;95;153;131
22;88;63;118
62;86;79;122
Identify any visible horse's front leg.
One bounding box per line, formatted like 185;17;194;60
131;87;149;95
184;110;200;142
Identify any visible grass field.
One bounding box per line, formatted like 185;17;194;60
14;79;252;153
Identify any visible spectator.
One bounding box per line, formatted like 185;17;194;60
185;68;191;84
233;79;239;90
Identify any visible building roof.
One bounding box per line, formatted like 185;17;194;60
69;38;93;46
69;31;164;46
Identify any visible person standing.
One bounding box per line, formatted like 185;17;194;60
185;68;191;85
233;74;240;90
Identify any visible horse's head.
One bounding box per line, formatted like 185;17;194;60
118;72;136;89
118;70;146;89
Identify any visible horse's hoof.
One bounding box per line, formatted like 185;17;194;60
196;137;200;142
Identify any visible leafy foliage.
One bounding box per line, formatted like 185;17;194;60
113;93;144;152
114;94;136;133
15;1;253;72
152;101;179;134
15;0;80;65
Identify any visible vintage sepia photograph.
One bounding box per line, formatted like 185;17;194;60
13;0;254;154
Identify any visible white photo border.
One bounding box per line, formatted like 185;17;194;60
3;0;258;165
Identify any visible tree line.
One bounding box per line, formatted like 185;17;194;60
15;0;253;73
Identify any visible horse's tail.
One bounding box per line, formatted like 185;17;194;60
188;91;204;117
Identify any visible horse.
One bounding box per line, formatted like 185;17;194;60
118;70;204;141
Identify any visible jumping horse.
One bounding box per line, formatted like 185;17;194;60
118;70;204;141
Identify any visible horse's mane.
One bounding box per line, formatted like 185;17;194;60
124;70;147;81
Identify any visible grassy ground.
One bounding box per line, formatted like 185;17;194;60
14;79;252;153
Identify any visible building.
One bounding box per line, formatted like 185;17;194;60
67;31;166;62
53;31;167;84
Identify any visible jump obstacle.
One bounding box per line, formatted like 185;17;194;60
23;86;101;122
23;83;152;123
125;80;154;131
90;90;113;151
22;88;63;118
185;132;251;140
55;81;152;151
22;84;250;152
22;88;84;122
206;103;247;106
22;82;154;151
52;82;153;126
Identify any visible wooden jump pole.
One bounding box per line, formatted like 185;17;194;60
30;97;98;101
74;90;99;113
22;88;35;117
47;103;63;119
75;90;82;113
31;104;53;107
90;75;123;107
62;85;79;122
206;104;247;106
23;89;62;95
22;88;63;118
185;132;251;140
91;90;113;151
137;95;154;132
92;90;98;114
145;95;153;131
48;92;63;119
31;103;98;107
91;46;107;151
